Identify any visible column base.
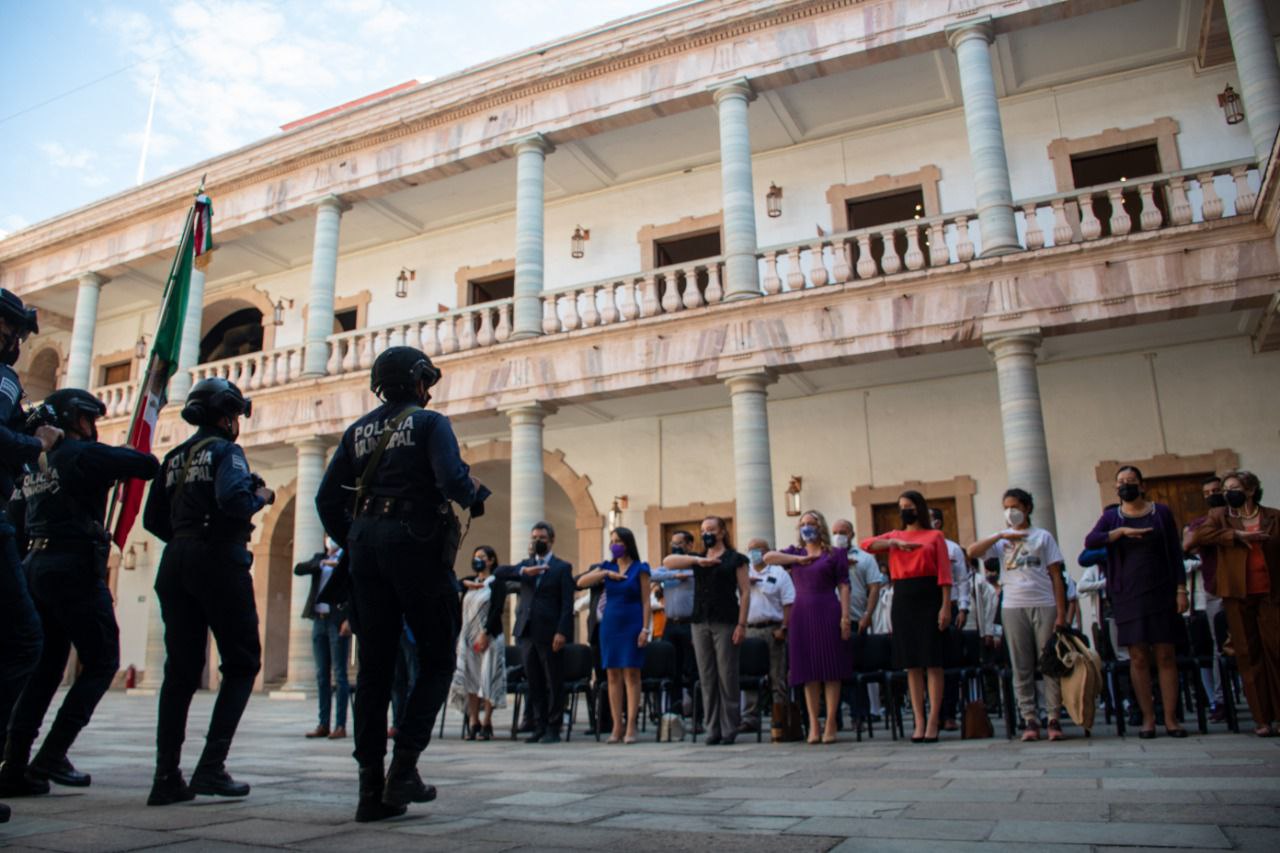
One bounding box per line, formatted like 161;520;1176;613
506;330;542;342
723;289;762;302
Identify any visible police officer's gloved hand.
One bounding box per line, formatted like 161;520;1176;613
470;483;492;518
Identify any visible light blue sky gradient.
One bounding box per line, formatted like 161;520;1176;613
0;0;662;238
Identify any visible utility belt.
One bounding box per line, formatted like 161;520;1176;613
748;620;783;629
173;518;251;543
29;536;97;553
356;495;417;519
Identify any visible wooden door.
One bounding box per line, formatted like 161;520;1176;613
1142;473;1212;532
661;517;735;556
870;496;958;568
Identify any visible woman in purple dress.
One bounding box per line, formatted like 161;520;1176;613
765;510;851;744
1084;465;1190;738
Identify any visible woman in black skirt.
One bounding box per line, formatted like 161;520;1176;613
862;490;953;742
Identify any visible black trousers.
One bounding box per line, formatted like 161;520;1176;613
349;517;459;767
8;552;119;752
0;518;42;738
154;539;262;764
663;621;696;712
519;638;564;734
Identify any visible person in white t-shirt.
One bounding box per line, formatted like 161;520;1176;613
740;539;795;736
967;488;1067;742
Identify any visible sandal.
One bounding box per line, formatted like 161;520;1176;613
624;735;637;745
1254;726;1274;738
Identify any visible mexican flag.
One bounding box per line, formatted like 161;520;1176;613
111;192;214;548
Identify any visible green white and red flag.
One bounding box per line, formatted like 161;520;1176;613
111;192;214;548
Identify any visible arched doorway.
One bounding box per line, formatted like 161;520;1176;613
23;346;60;400
201;306;264;363
252;484;296;690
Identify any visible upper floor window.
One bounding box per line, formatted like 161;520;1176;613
847;186;929;269
201;307;264;363
334;307;358;333
1070;143;1166;236
100;360;131;386
456;261;515;308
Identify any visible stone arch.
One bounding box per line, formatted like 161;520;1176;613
20;343;63;400
462;440;603;579
252;479;296;690
201;286;277;361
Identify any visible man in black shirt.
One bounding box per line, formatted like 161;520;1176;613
0;389;158;797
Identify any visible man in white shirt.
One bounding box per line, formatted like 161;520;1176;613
832;519;888;725
740;538;794;736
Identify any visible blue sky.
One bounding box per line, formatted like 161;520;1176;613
0;0;662;238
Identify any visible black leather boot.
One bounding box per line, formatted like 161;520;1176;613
355;762;406;823
0;737;49;798
147;750;195;806
189;738;250;798
30;724;91;787
382;748;436;807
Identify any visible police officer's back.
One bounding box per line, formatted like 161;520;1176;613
316;346;487;822
141;377;273;807
0;389;158;797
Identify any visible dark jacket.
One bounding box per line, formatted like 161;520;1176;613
460;573;508;638
293;550;351;621
494;555;575;644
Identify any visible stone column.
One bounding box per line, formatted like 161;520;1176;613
713;79;761;300
140;549;166;690
512;135;554;341
1225;0;1280;167
504;402;548;555
947;20;1020;257
303;195;346;377
722;369;777;547
66;272;105;389
169;266;206;400
985;331;1057;537
280;438;327;693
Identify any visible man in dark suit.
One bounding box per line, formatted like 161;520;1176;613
494;521;574;744
294;539;351;740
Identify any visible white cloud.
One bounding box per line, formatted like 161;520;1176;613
0;213;31;240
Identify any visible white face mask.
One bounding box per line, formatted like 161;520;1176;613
832;534;850;550
1004;507;1026;528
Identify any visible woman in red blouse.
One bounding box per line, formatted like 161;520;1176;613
862;490;953;742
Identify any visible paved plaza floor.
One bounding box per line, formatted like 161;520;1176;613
1;691;1278;852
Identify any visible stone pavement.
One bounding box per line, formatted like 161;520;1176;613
2;692;1278;852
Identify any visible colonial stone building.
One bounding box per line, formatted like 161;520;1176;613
3;0;1278;693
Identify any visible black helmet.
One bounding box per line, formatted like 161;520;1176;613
0;288;38;366
181;377;252;426
370;346;441;401
44;388;107;430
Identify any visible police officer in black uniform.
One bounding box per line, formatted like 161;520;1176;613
0;288;62;824
0;389;158;798
316;346;487;823
142;377;274;806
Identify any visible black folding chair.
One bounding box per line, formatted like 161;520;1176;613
505;644;528;740
849;633;897;742
640;640;676;739
560;643;596;742
1177;615;1214;733
1214;608;1242;733
737;637;771;743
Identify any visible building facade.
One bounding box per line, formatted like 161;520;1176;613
3;0;1280;692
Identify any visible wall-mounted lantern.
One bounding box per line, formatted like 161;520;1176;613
766;183;783;218
571;226;590;259
395;267;416;298
1219;84;1244;126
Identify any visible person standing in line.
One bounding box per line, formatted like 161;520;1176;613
862;491;952;743
1084;465;1189;738
0;390;157;797
651;530;696;719
831;518;888;730
316;347;487;820
967;488;1068;741
662;516;749;746
739;537;794;739
142;378;274;805
1193;470;1280;737
1184;476;1228;721
449;546;506;741
930;507;971;733
576;527;650;743
295;538;351;740
766;511;851;744
493;522;575;745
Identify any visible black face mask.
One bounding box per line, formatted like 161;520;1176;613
701;532;717;550
472;557;486;572
1117;483;1141;503
1225;490;1248;509
899;508;918;527
532;540;550;557
669;545;685;556
1206;493;1227;509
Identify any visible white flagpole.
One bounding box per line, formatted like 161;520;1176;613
135;69;160;186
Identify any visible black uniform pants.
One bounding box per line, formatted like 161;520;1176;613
8;552;119;751
519;638;564;734
349;517;459;767
154;539;262;763
0;518;42;738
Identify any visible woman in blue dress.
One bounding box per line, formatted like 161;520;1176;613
576;527;651;743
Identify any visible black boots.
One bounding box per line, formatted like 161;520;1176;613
147;750;195;806
29;724;91;787
189;738;250;798
382;748;436;808
355;762;406;823
0;737;50;798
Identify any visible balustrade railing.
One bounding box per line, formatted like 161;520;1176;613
94;380;138;418
189;343;308;392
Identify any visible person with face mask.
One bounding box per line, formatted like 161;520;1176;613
765;511;851;744
968;488;1068;742
662;516;750;745
142;378;276;805
448;546;506;741
1192;470;1280;737
293;537;352;741
576;527;650;743
1183;476;1228;721
0;289;60;823
651;530;696;719
1084;465;1189;738
862;490;952;743
739;537;794;740
0;390;158;798
493;521;575;746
